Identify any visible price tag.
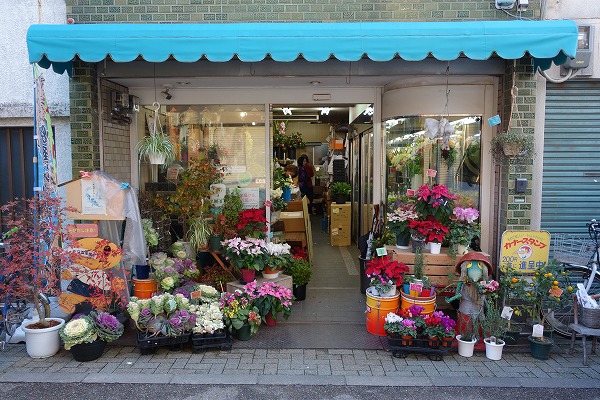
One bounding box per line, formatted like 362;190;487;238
190;290;202;299
376;247;387;257
426;169;437;178
409;283;423;293
532;323;544;338
406;189;415;196
501;306;514;320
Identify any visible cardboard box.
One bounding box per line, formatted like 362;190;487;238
330;203;351;224
285;199;303;212
330;224;351;246
280;211;305;232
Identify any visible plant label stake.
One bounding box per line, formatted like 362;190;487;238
532;324;544;338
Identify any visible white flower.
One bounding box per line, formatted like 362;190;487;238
384;312;403;324
64;318;90;336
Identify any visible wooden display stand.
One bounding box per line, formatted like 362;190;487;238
281;196;313;262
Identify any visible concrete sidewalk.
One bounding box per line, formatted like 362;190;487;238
1;342;599;388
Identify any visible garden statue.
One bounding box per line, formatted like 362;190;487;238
446;252;493;337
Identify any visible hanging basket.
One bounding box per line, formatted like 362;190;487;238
148;152;167;165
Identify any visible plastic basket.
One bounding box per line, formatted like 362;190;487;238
552;234;595;266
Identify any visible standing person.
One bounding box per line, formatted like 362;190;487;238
297;154;314;213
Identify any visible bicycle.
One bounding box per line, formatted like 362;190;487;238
548;220;600;337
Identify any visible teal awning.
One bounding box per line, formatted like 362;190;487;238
27;20;578;75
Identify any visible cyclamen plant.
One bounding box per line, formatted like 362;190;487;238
221;237;268;271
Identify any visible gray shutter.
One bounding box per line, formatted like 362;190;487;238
541;81;600;235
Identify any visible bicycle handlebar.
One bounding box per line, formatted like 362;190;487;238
587;219;600;243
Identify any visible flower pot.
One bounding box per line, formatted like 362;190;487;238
429;242;442;254
528;335;554;360
240;268;256;284
403;283;410;295
456;335;476;357
274;147;285;160
234;324;252;341
401;335;413;346
22;318;65;359
379;286;397;297
456;243;469;255
265;313;277;326
502;327;522;345
263;266;280;279
428;336;440;348
70;339;107;362
441;336;454;348
209;235;223;251
334;194;347;204
148;152;166;165
411;238;425;253
293;284;307;301
484;337;505;360
395;230;410;248
135;264;150;280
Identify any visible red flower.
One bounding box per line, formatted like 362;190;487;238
365;256;408;287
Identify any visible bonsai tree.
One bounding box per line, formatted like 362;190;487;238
489;130;534;164
0;188;77;327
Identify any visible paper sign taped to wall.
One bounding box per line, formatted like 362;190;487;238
488;115;501;127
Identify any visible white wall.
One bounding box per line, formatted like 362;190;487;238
0;0;72;183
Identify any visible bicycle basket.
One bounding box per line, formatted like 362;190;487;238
552;234;596;266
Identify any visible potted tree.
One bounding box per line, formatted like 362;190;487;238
489;130;534;164
0;188;77;358
330;182;351;204
480;280;507;360
285;258;313;301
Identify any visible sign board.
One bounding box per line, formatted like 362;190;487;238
166;166;179;180
499;230;551;273
81;179;106;215
67;223;99;238
239;187;260;209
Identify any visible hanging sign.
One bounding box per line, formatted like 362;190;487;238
499;230;550;273
67;223;99;238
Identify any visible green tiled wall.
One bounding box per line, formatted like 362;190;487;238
66;0;540;23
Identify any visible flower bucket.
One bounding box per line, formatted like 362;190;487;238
396;230;410;248
400;291;436;316
429;242;442;254
484;337;505;360
365;287;400;336
135;264;150;280
456;335;476;357
282;187;292;201
132;278;157;299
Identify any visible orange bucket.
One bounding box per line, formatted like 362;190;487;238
365;289;400;336
132;278;157;299
400;291;436;316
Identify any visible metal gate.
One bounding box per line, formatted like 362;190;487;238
542;81;600;235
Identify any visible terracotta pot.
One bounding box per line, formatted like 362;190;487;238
428;336;440;348
401;335;413;346
441;336;454;347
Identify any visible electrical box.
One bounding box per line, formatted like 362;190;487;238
561;25;593;76
515;178;527;194
495;0;516;9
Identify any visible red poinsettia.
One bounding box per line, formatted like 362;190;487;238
237;208;268;238
365;256;409;287
409;218;449;244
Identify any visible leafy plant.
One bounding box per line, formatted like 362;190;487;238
413;183;456;224
489;130;534;164
219;291;261;335
188;216;212;251
285;258;313;286
0;188;78;327
330;182;351;196
413;248;424;280
221;188;244;231
60;311;124;350
136;132;176;167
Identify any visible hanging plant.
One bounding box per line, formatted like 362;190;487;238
489;130;534;165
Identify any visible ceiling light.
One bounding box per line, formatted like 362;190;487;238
310;81;321;86
363;106;374;116
320;107;331;115
282;107;292;116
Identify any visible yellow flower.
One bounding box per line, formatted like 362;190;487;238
556;297;561;302
561;272;566;276
512;278;519;283
553;281;559;286
567;286;573;292
514;310;521;316
532;277;536;280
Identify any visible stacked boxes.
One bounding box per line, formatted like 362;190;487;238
330;203;351;246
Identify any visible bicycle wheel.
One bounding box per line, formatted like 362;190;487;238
3;301;28;337
546;265;600;337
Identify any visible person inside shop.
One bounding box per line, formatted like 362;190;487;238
284;164;299;187
297;154;314;213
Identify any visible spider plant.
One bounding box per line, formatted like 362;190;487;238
137;132;176;167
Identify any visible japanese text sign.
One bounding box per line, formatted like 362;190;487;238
500;230;550;273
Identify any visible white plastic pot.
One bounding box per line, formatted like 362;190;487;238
22;318;65;358
456;334;476;357
148;152;166;165
484;337;505;360
429;242;442;254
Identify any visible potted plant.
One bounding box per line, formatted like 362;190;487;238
489;129;534;164
285;258;313;301
412;183;456;224
449;207;480;255
365;255;409;297
187;215;212;252
237;208;268;239
221;237;268;283
409;219;449;254
499;261;571;360
220;188;244;232
479;280;507;360
243;280;294;326
263;242;293;279
219;290;261;341
0;188;77;358
59;311;124;362
386;204;419;248
330;181;351;204
456;314;478;357
136;131;175;166
209;214;229;251
384;312;417;346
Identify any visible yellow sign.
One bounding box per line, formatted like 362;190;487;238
500;230;551;273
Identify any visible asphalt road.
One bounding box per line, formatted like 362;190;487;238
1;383;598;400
